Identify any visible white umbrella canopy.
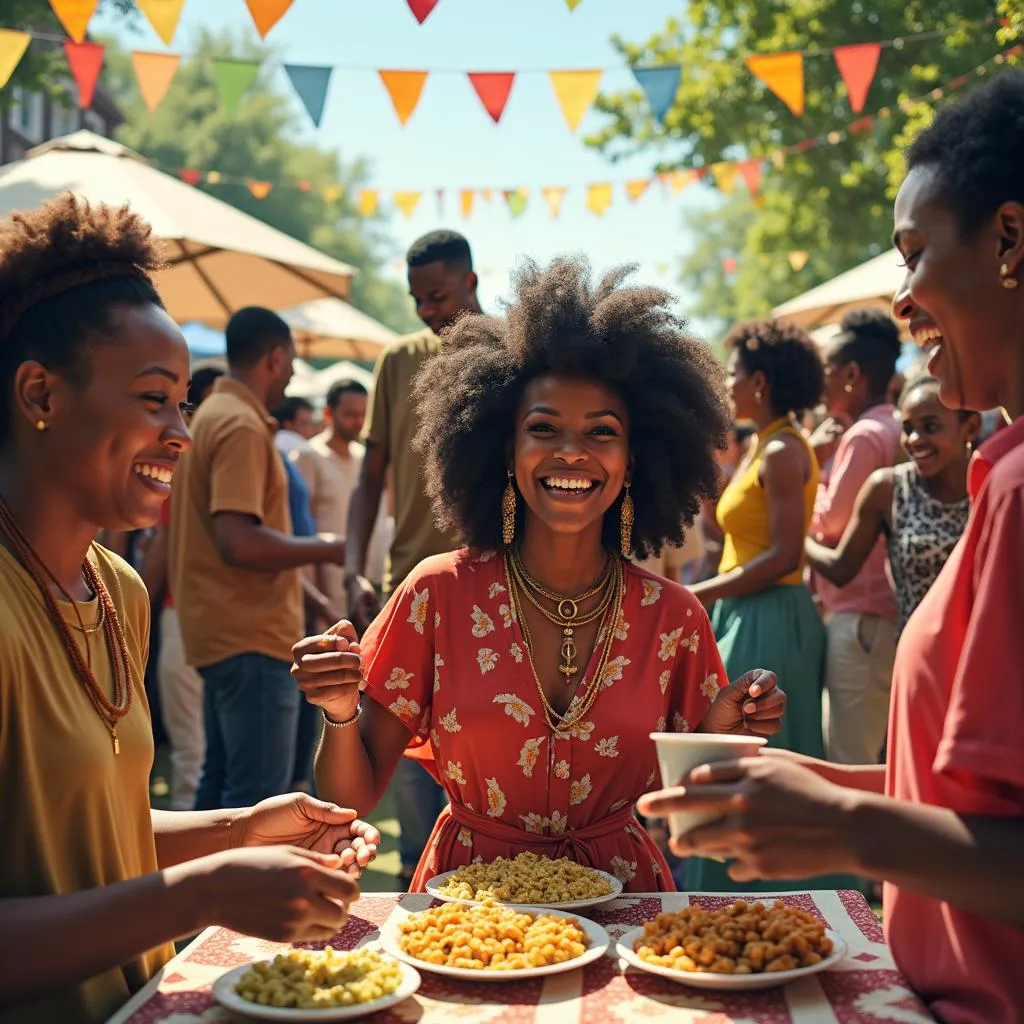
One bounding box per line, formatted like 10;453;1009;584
279;296;397;362
287;359;374;400
0;131;355;327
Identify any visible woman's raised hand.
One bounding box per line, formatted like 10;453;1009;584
291;620;365;723
699;668;786;739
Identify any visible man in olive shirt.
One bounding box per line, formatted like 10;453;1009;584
171;308;348;808
345;230;481;882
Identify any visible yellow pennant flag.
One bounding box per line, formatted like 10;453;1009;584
49;0;99;43
0;30;31;90
460;189;475;218
541;186;567;219
788;250;810;272
323;184;344;202
206;171;222;183
549;69;602;133
379;70;429;125
711;162;739;195
565;0;585;8
663;169;698;195
131;51;180;111
625;179;651;203
357;189;380;217
136;0;185;46
244;0;294;39
585;183;613;217
247;181;273;199
745;52;805;116
393;191;422;219
770;150;786;170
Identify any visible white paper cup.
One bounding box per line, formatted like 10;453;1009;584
649;733;767;839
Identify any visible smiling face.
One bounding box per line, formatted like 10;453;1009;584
899;383;976;478
408;260;478;336
513;375;630;543
892;164;1022;411
16;302;192;532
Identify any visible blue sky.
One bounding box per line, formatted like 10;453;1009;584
92;0;724;320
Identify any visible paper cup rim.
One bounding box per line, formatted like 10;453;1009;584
649;733;768;746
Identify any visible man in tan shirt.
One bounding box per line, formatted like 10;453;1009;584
170;307;348;808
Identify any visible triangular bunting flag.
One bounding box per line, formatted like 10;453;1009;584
357;189;379;217
625;179;651;203
460;189;474;218
662;169;698;194
745;51;805;116
711;162;739;195
136;0;185;46
50;0;99;44
64;41;104;108
585;183;613;217
244;0;294;39
206;171;222;183
833;43;881;114
0;30;31;90
541;187;567;218
738;158;762;196
393;191;423;219
284;64;333;127
480;188;493;202
211;58;260;119
504;188;528;218
632;66;681;124
379;70;428;125
247;180;273;199
179;168;201;185
467;72;515;124
788;250;810;271
131;51;179;112
549;69;602;133
565;0;584;8
407;0;439;23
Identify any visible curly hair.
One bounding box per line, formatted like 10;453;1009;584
907;70;1024;236
723;318;824;417
412;255;729;559
0;194;165;441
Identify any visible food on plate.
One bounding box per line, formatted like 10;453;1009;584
398;899;589;970
633;899;834;975
435;851;613;904
233;947;403;1008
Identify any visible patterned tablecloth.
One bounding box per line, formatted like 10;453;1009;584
106;890;935;1024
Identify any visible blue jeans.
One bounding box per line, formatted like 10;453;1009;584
194;653;300;810
394;757;448;873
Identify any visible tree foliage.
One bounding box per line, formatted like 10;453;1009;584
588;1;1004;332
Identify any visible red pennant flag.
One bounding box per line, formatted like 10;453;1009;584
467;72;516;124
833;43;881;114
179;168;201;185
738;158;762;196
407;0;439;23
63;41;104;109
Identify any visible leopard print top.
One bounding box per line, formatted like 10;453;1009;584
887;461;970;635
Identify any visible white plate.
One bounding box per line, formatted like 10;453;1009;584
211;957;421;1021
425;868;623;911
380;905;610;983
615;926;848;991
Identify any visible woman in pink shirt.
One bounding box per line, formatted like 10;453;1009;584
639;72;1024;1023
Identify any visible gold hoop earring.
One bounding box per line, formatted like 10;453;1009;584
1000;263;1019;290
620;485;634;558
501;471;517;547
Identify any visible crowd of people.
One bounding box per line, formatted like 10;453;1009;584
0;69;1022;1024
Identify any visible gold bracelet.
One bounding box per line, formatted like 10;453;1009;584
322;704;363;729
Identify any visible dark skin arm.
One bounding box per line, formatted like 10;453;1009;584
690;435;810;605
213;512;346;573
805;468;894;587
345;440;387;633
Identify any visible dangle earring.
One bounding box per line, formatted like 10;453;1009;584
619;485;634;558
501;471;517;546
754;390;763;405
1000;263;1019;290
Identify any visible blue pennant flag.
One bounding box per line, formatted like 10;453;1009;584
632;66;681;125
284;64;333;127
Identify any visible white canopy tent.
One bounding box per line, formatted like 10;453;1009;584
280;297;397;362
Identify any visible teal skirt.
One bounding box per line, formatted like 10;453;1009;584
688;584;858;893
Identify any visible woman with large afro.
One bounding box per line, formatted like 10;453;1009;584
293;255;785;892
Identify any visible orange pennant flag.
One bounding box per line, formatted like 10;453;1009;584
541;186;567;218
625;179;651;203
788;250;810;271
247;181;273;199
711;162;739;195
50;0;99;43
244;0;294;39
393;191;422;219
131;51;180;111
136;0;185;46
0;30;31;89
585;183;613;216
833;43;881;114
357;189;380;217
64;40;104;108
745;52;805;116
480;188;493;202
738;158;762;196
549;69;602;133
379;70;428;125
460;189;475;218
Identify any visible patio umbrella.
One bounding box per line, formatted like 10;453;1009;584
0;131;355;327
280;297;397;362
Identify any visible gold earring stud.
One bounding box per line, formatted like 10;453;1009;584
501;471;516;547
844;383;854;394
620;485;634;558
754;390;762;404
1000;263;1019;290
35;420;47;432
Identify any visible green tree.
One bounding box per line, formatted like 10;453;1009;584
588;1;1003;331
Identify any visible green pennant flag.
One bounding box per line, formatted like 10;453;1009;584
211;58;260;119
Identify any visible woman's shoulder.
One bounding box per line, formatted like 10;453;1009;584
401;548;503;591
623;560;706;618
